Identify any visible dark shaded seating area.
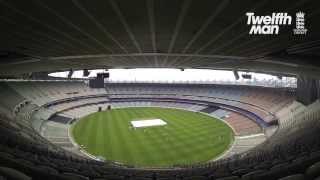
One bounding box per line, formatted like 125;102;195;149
49;114;73;124
200;106;220;114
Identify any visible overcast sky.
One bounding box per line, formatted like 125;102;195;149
49;68;291;82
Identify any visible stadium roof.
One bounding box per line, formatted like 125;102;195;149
0;0;319;77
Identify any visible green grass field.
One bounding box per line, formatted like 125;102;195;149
71;107;234;167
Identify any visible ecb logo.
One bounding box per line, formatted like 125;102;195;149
293;12;308;35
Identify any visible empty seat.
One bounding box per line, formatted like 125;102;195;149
62;172;89;180
183;176;208;180
35;165;59;175
216;176;240;180
130;177;152;180
278;174;305;180
0;166;31;180
157;178;177;180
241;169;267;180
232;168;251;176
97;175;124;180
257;162;291;179
305;161;320;179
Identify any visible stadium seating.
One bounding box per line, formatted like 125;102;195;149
8;81;106;106
1;81;320;180
223;112;261;136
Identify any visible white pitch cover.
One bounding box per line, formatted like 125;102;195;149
131;119;167;128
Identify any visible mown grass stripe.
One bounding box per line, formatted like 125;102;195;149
72;107;233;167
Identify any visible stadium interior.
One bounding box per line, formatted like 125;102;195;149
1;0;320;180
